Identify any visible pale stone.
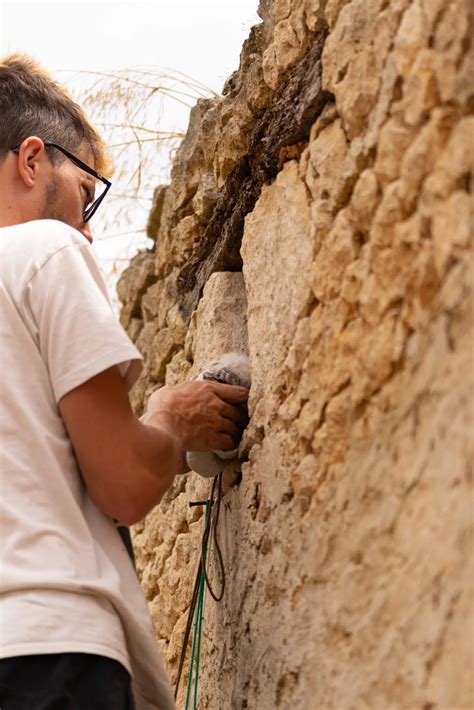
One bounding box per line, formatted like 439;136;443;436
141;281;168;329
432;0;470;103
155;214;201;278
126;317;143;343
136;323;185;383
305;118;356;216
262;16;306;90
305;0;328;32
421;0;446;27
189;272;249;375
165;349;192;386
400;49;440;126
430;190;473;275
373;119;416;186
349;169;380;231
117;251;156;330
167;100;209;211
398;107;454;212
146;185;168;241
215;115;252;185
325;0;352;29
311;210;357;302
191;173;220;223
242;160;312;429
322;0;384;139
271;0;292;24
393;0;430;78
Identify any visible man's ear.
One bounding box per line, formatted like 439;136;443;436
16;136;47;188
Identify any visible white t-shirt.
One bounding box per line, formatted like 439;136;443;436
0;220;175;710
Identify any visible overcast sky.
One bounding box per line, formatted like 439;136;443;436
1;0;259;90
0;0;260;303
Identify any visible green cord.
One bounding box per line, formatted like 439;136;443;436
185;500;210;710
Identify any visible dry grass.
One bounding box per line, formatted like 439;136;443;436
57;66;215;301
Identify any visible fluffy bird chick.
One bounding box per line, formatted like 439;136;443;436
186;353;251;477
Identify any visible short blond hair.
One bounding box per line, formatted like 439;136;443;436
0;53;112;176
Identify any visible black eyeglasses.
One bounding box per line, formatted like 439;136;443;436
12;141;112;222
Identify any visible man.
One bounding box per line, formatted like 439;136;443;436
0;54;248;709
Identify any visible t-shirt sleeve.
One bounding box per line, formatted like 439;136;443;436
22;242;143;403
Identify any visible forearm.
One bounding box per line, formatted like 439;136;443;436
82;416;185;526
119;417;185;524
64;371;248;524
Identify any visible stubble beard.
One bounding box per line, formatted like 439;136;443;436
42;174;66;223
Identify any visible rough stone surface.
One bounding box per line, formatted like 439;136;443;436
118;0;473;707
176;29;330;322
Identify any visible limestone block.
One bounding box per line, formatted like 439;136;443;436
393;0;430;78
260;0;315;90
141;282;166;329
322;0;384;139
171;215;200;262
453;39;474;108
126;317;143;343
199;101;220;173
262;16;305;90
222;23;271;116
430;190;472;276
305;118;361;217
116;251;156;330
399;49;440;126
215;114;252;186
311;210;358;302
242;160;312;430
324;0;352;29
187;271;248;374
191;173;220;224
146;185;168;241
433;116;474;190
349;169;380;233
167;99;211;212
305;0;329;32
165;349;191;386
421;0;446;26
271;0;292;23
370;180;406;249
432;0;470;103
243;60;273;114
373;119;417;186
155;215;201;279
135;322;185;383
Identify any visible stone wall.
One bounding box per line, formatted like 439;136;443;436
117;1;473;707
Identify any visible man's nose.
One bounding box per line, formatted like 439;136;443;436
79;222;94;244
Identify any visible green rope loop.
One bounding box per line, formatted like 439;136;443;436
184;499;209;710
175;473;226;706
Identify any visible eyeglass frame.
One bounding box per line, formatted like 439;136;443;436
12;140;112;222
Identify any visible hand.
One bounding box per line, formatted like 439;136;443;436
141;380;249;452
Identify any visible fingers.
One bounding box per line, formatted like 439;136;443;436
144;379;249;453
210;432;236;451
208;381;249;403
219;401;249;427
219;417;241;439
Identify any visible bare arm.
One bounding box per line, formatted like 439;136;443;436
59;365;248;525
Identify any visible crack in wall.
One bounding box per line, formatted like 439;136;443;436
176;29;332;321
